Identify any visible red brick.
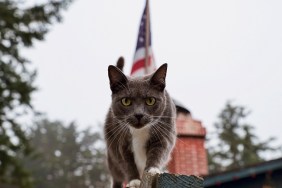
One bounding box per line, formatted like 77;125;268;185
168;112;208;176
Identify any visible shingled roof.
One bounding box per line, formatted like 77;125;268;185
204;158;282;187
173;99;190;114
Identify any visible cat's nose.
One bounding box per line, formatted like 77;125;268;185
134;114;144;121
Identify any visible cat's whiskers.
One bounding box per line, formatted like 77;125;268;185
153;123;184;156
104;119;124;127
107;128;125;152
106;125;124;146
105;117;125;124
104;117;128;130
115;123;129;155
120;124;129;142
150;121;164;149
152;122;183;166
104;124;125;138
156;120;192;151
152;123;171;140
156;121;178;138
107;121;129;150
150;115;177;119
104;119;127;137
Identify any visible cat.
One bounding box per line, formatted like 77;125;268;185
104;57;176;188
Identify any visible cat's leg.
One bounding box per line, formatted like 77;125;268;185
112;180;123;188
144;139;171;175
122;145;141;188
108;156;125;188
126;179;141;188
147;167;161;174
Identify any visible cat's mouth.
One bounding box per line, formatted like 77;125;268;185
130;123;146;129
130;119;148;129
128;118;150;129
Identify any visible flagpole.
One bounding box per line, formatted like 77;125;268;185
145;0;149;74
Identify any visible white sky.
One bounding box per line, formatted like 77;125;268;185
24;0;282;153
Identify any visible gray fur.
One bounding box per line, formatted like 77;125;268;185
104;60;176;188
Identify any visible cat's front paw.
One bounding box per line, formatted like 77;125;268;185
147;167;161;175
126;179;141;188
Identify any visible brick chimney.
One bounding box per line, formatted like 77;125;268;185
168;102;208;176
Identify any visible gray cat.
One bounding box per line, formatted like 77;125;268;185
104;58;176;188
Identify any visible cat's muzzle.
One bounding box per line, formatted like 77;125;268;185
129;116;150;129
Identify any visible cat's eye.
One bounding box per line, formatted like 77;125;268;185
121;98;132;106
145;97;156;106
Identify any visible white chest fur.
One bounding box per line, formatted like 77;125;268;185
130;126;150;176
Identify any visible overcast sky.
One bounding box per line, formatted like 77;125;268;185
24;0;282;154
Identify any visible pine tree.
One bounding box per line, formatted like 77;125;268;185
25;119;110;188
0;1;72;187
208;102;278;174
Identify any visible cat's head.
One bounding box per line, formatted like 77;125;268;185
108;59;168;129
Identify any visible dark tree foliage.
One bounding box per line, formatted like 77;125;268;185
208;102;277;174
25;119;110;188
0;0;72;187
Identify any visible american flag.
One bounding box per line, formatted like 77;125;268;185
130;0;156;77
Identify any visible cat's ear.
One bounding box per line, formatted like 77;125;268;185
116;56;124;72
108;65;128;93
150;63;167;91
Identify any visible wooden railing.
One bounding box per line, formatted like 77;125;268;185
138;172;204;188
